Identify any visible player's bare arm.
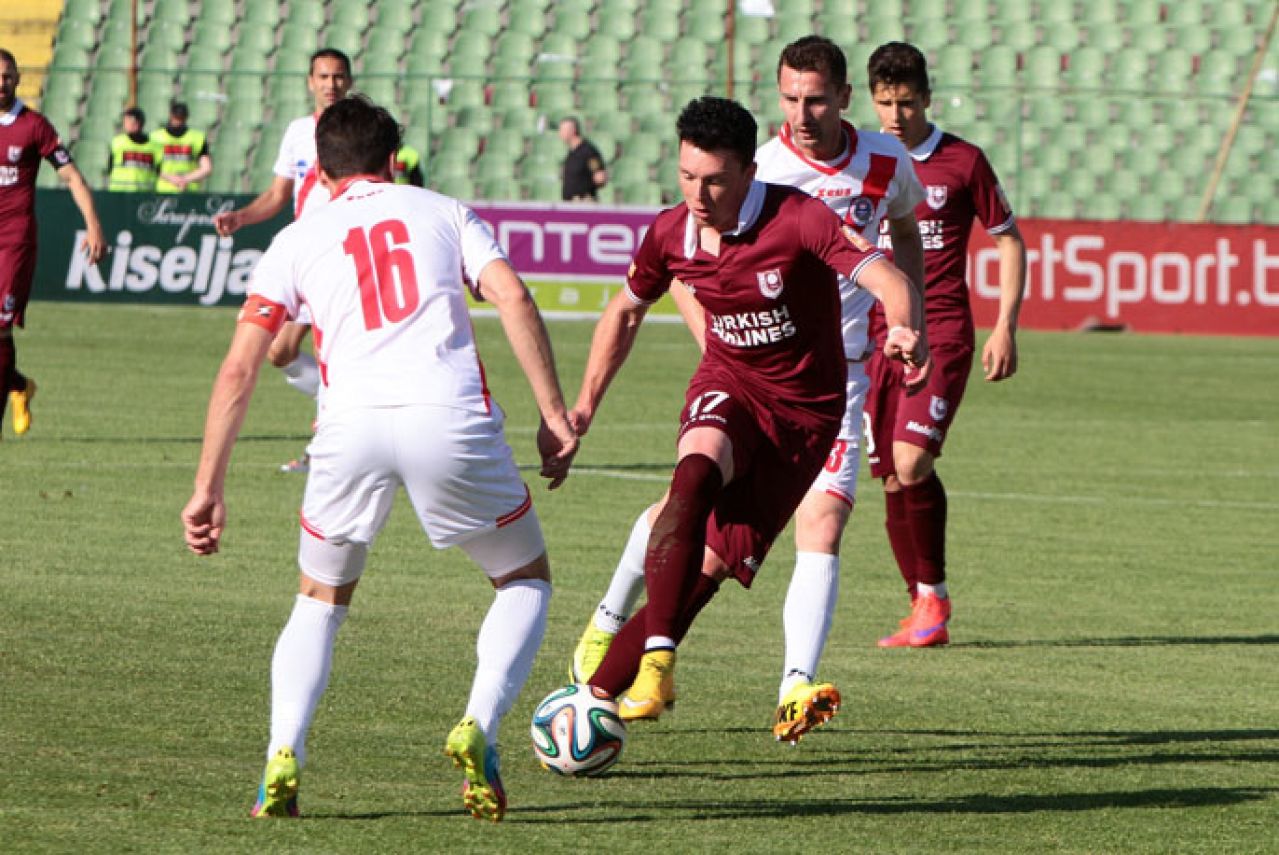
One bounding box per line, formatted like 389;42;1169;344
887;212;926;330
477;258;579;489
57;162;106;263
668;280;707;352
855;257;931;388
983;224;1027;382
571;289;649;435
182;322;273;554
213;175;293;237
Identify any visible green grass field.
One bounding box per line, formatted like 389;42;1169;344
2;303;1276;854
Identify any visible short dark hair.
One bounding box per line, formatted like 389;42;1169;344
676;97;757;170
123;106;145;124
169;101;189;119
316;95;401;179
777;35;847;87
867;42;931;95
310;48;352;76
0;48;16;68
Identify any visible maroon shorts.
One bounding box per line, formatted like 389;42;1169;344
0;242;37;329
865;341;973;479
678;375;837;588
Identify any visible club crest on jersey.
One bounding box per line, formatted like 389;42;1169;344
849;196;876;226
7;145;21;163
926;185;948;210
756;268;784;299
929;395;949;421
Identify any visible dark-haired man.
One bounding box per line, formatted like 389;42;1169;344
183;96;578;823
152;101;212;193
213;48;355;472
570;97;927;730
864;42;1026;648
107;106;159;191
0;48;105;437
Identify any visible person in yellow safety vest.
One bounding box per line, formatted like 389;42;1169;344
151;101;212;193
392;144;424;186
107;107;159;192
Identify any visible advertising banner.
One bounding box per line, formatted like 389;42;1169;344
30;192;1279;336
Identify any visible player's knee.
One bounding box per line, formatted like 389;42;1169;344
702;548;731;581
893;447;934;486
491;551;552;588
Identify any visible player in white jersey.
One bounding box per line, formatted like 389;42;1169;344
183;97;579;823
213;49;353;470
567;36;927;744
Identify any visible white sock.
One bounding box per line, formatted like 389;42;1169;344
466;578;550;747
644;635;676;651
268;594;348;766
779;551;840;701
591;507;652;634
918;581;948;599
281;353;320;399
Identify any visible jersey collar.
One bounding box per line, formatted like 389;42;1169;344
331;174;391;198
682;180;766;258
778;120;857;175
0;98;25;126
907;124;943;162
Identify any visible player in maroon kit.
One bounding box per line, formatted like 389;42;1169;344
0;49;105;438
864;42;1027;647
569;97;929;720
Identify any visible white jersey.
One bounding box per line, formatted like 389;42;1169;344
272;114;329;218
249;178;506;417
755;121;924;358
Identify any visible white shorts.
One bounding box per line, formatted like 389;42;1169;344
807;361;870;507
296;404;546;586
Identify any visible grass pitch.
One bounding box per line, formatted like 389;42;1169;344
2;303;1276;853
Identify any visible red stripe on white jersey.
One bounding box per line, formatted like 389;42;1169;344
777;120;859;176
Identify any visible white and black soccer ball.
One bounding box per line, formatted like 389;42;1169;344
530;683;626;776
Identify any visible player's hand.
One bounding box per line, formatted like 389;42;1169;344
81;225;107;264
212;210;241;237
982;327;1018;381
537;416;579;490
567;406;593;437
181;490;226;555
884;326;931;395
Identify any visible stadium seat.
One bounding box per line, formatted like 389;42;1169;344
639;7;681;43
1152;49;1194;94
1126;197;1167;222
1065;47;1105;89
1110;52;1148;91
935;45;974;88
1213;197;1253;224
620;181;663;206
1022;47;1062;90
1088;192;1123;221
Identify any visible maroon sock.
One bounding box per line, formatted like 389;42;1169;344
589;574;721;696
901;471;947;585
883;488;918;599
0;336;16;423
643;453;722;642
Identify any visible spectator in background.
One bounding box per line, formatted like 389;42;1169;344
558;116;607;201
152;101;212;193
393;143;423;186
0;48;106;437
107;106;158;192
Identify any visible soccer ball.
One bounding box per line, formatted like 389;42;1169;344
530;683;626;776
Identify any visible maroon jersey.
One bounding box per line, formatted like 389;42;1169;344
874;126;1015;346
627;182;883;437
0;100;73;246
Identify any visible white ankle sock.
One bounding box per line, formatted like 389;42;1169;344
918;581;948;599
268;594;348;766
281;353;320;399
466;579;550;747
780;552;840;701
592;507;652;634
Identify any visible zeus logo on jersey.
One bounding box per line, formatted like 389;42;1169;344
709;305;796;347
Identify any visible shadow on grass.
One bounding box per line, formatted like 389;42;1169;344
952;634;1279;648
514;786;1275;823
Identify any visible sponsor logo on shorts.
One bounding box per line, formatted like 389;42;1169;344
929;395;949;421
756;268;783;299
906;420;944;443
926;184;948;210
